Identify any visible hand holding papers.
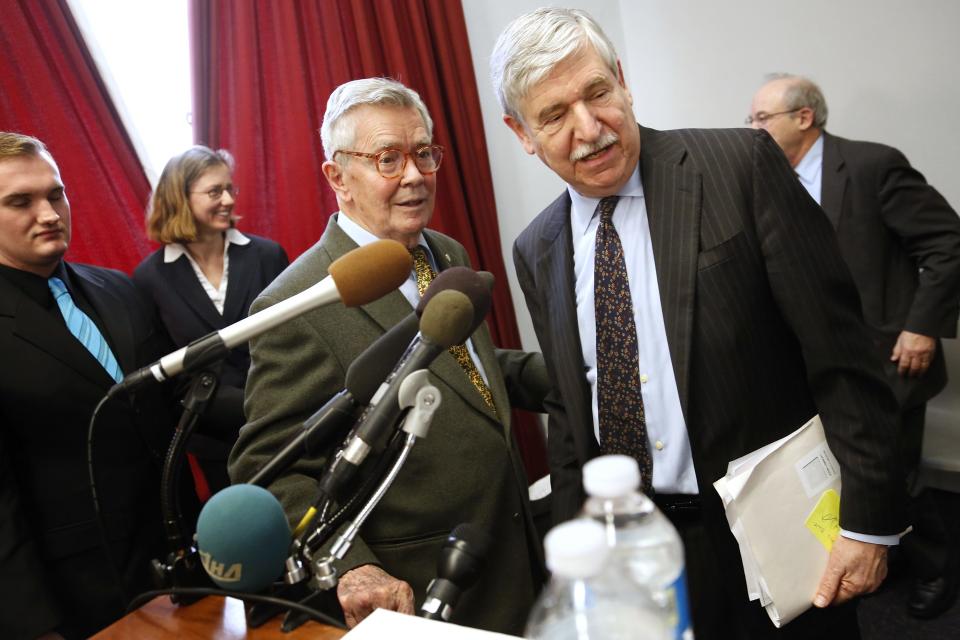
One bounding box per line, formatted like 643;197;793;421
713;415;842;627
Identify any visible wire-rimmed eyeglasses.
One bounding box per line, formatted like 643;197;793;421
744;108;803;126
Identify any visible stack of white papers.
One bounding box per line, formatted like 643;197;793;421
344;608;522;639
713;415;842;627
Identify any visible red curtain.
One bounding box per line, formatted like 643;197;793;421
191;0;547;478
0;0;152;273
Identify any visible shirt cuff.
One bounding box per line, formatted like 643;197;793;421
840;529;900;546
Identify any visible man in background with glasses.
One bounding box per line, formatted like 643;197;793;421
750;73;960;620
229;77;549;634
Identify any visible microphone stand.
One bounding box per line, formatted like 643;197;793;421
280;371;441;632
151;365;221;603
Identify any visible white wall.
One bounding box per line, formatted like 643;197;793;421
463;1;960;430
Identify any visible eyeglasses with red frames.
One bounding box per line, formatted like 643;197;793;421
333;144;444;179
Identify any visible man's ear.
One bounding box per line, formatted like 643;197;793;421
321;160;351;203
797;107;816;131
504;114;537;155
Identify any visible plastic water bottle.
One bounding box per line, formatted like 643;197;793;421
525;519;672;640
581;455;693;640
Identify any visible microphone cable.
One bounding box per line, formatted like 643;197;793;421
86;393;134;613
126;586;348;630
297;425;410;551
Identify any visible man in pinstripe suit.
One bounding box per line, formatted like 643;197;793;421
492;8;904;639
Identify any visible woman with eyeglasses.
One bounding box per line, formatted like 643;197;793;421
134;145;288;497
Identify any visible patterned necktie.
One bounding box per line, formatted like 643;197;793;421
594;196;653;492
48;277;123;383
410;247;497;414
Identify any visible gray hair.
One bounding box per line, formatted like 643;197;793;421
491;7;619;121
765;73;829;128
319;77;434;161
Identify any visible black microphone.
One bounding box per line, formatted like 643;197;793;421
315;287;480;501
250;267;492;489
248;312;420;488
420;523;492;621
109;240;413;396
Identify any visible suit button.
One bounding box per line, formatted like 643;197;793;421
513;512;521;521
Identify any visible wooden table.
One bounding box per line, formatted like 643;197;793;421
92;595;347;639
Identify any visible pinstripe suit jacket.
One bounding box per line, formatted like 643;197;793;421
513;126;905;540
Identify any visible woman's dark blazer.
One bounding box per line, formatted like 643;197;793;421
134;233;288;447
133;233;288;390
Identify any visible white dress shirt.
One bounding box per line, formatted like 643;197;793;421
795;134;824;204
164;228;250;314
569;165;698;494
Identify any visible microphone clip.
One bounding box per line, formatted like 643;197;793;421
293;371;442;584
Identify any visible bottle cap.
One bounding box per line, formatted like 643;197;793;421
583;454;641;498
544;519;609;578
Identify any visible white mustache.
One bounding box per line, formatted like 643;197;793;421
570;133;619;162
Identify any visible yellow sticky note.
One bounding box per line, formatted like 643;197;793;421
805;489;841;551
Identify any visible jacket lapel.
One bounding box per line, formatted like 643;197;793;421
1;268;114;387
819;132;847;230
639;126;701;420
321;220;412;333
532;195;599;424
223;242;256;323
425;230;502;425
70;264;137;378
321;218;503;426
165;254;228;330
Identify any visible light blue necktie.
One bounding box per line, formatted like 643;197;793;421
48;277;123;383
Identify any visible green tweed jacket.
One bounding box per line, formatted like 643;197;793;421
229;215;548;634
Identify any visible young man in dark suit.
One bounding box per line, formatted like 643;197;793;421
750;73;960;618
493;9;906;639
0;132;172;639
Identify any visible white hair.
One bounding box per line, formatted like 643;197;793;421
319;77;434;160
490;7;620;121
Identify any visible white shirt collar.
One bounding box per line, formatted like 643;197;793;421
568;163;644;237
336;211;428;252
163;228;250;263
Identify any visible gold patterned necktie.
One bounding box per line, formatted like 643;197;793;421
594;196;653;492
410;246;497;413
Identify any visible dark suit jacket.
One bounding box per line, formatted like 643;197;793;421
0;263;173;639
513;126;905;545
229;216;548;635
820;132;960;411
133;235;287;459
133;234;289;391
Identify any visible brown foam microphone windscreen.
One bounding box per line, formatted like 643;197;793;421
328;239;413;307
